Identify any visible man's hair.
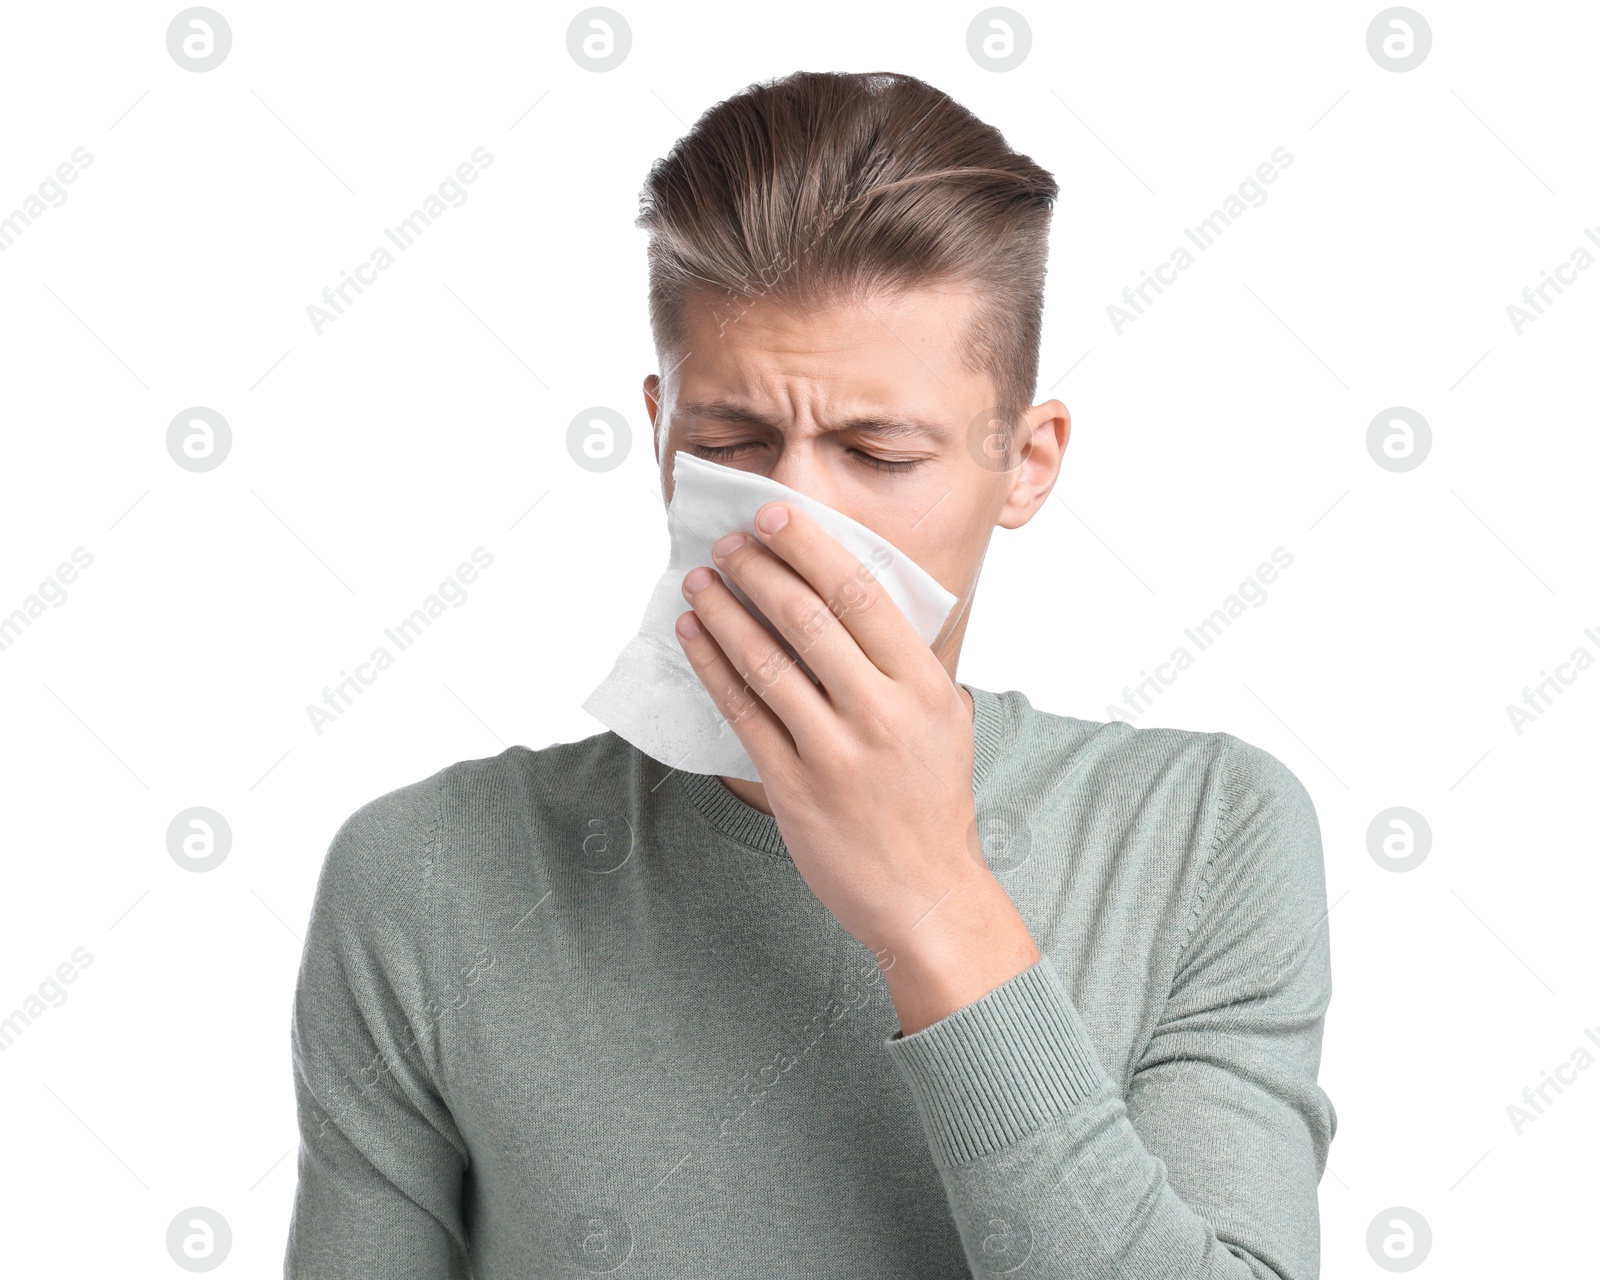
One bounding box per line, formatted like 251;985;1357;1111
636;70;1059;447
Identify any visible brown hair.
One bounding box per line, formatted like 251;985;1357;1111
636;70;1059;448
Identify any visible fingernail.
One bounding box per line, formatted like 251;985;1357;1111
713;532;747;559
757;504;789;534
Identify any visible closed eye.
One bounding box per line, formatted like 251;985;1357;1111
689;443;924;474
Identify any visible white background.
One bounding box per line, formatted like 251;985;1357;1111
0;0;1595;1275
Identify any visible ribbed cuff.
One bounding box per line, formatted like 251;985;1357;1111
883;953;1108;1168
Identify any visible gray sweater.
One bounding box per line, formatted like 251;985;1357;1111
284;682;1336;1278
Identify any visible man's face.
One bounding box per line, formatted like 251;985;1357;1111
644;283;1068;665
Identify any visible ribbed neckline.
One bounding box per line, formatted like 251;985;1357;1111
670;682;1009;860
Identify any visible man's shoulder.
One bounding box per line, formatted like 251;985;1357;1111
321;727;636;886
990;688;1326;968
990;685;1316;839
990;684;1225;781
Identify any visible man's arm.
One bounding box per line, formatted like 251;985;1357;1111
284;788;472;1279
882;736;1337;1279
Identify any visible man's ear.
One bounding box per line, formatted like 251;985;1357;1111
997;400;1071;531
644;373;662;465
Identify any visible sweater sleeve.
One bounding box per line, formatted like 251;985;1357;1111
882;736;1337;1279
283;786;473;1279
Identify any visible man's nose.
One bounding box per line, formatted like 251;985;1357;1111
766;453;839;511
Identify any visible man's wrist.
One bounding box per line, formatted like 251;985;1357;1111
880;861;1041;1038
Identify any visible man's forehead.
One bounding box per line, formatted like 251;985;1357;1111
671;394;951;442
679;285;982;387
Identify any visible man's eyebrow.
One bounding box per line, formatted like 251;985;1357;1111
675;399;949;441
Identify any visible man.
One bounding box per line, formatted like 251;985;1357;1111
285;70;1335;1278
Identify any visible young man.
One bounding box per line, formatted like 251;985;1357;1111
285;71;1335;1278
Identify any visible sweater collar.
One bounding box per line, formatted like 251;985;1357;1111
670;682;1009;860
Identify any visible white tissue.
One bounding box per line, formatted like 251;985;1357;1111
581;450;959;782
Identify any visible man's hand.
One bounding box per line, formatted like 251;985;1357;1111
673;498;1040;1036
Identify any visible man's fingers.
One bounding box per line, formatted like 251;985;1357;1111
674;599;800;771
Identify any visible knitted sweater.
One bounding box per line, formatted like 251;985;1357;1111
284;681;1336;1278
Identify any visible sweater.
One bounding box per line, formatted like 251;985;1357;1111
283;681;1336;1278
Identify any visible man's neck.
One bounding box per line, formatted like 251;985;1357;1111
715;682;975;818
